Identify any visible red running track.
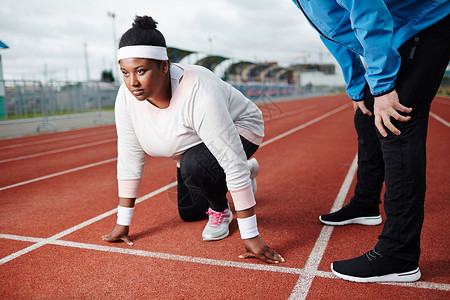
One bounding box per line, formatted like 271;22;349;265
0;94;449;299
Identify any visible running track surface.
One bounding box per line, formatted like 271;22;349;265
0;94;449;299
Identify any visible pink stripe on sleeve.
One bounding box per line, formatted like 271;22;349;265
118;178;142;198
236;126;263;146
230;183;256;211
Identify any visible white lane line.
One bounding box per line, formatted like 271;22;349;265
289;154;358;300
430;112;450;128
263;103;324;122
261;103;351;147
54;240;305;275
0;138;117;164
0;182;177;266
434;98;450;105
1;233;449;292
1;233;304;274
0;158;117;191
0;234;43;243
0;129;116;150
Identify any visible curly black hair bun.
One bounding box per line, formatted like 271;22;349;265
132;15;158;30
119;15;167;48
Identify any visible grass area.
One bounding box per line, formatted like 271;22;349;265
0;106;115;122
437;86;450;96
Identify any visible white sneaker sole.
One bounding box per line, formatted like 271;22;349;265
202;229;230;241
319;215;382;226
331;263;421;283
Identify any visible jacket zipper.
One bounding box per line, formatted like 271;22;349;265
294;0;348;49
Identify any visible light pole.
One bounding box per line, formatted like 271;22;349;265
84;42;90;81
107;11;118;83
208;36;217;55
0;40;8;120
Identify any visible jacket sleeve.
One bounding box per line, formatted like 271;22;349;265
338;0;400;96
320;36;366;100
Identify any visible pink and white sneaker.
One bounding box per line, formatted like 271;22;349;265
202;207;233;241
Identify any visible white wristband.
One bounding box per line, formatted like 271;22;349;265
237;214;259;239
117;205;134;226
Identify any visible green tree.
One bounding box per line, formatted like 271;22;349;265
101;70;114;82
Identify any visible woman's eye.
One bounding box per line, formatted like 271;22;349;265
137;69;145;74
122;71;129;76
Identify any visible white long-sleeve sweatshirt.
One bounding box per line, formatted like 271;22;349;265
115;63;264;211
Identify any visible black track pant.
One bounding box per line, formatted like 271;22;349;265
176;136;258;222
351;15;450;262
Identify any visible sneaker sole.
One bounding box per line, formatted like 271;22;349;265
331;263;421;283
202;229;229;241
319;215;382;226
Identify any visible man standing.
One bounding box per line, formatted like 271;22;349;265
291;0;450;282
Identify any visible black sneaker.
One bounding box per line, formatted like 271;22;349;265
331;248;421;283
319;202;382;226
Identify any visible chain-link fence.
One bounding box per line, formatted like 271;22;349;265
0;80;118;122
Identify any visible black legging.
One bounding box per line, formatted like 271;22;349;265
177;136;258;222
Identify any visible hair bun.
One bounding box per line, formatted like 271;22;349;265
119;15;166;48
132;15;158;30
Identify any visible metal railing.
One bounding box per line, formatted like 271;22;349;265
0;80;119;130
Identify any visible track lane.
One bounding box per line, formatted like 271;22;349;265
0;128;116;160
0;142;118;187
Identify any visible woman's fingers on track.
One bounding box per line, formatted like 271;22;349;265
102;234;113;241
102;233;134;246
270;250;285;263
239;251;255;259
240;236;285;264
239;249;285;264
262;248;285;264
120;236;134;246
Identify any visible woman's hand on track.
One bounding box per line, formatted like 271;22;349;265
239;235;285;264
102;224;134;246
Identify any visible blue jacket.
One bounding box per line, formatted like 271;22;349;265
292;0;449;100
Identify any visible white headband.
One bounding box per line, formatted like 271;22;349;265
117;45;168;62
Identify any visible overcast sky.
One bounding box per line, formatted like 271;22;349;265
0;0;337;82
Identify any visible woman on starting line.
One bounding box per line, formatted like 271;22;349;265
102;15;284;264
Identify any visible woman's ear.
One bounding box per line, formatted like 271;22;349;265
161;60;169;74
